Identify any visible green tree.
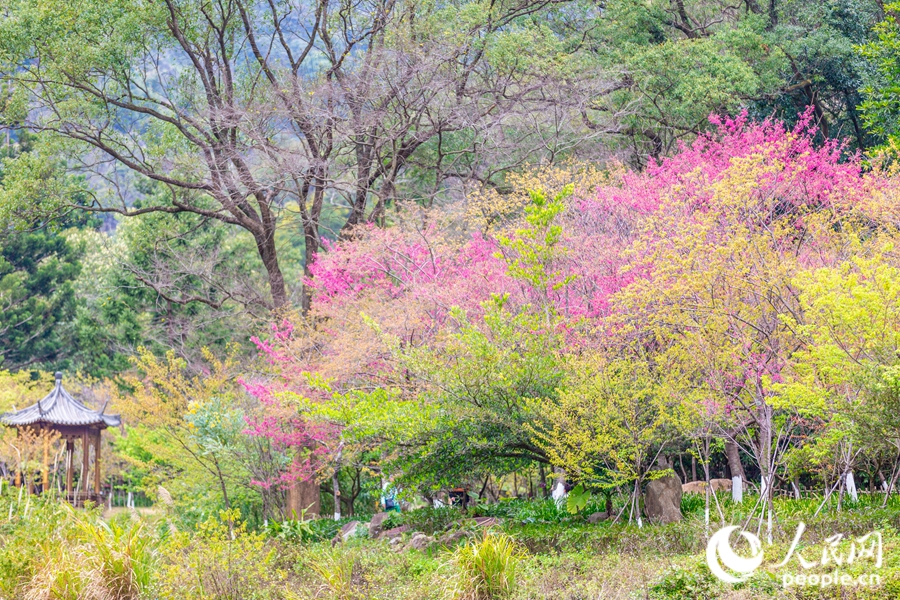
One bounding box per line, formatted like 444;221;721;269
0;230;80;368
0;0;595;310
529;354;671;525
390;299;563;491
582;0;879;160
858;2;900;149
779;249;900;504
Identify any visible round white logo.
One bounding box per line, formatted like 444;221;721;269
706;526;764;583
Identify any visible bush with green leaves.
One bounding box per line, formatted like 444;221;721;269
446;531;524;600
648;562;717;600
25;510;155;600
398;507;462;535
0;493;78;599
157;509;282;600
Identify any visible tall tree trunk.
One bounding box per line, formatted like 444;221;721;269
255;227;288;309
300;169;325;313
725;439;745;482
758;403;775;544
332;444;343;520
286;478;320;519
332;470;341;520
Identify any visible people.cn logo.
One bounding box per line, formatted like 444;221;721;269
706;525;765;583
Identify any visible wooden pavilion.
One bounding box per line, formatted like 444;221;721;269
0;372;120;505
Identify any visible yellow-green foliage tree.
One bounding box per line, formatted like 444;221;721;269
112;347;282;522
779;248;900;505
529;354;671;524
608;114;899;538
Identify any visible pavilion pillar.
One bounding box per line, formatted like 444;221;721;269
14;429;20;488
66;438;74;498
94;430;101;499
42;430;49;492
82;430;90;499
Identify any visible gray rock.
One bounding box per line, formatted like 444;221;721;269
472;516;499;527
587;511;609;524
331;520;368;545
369;512;390;538
378;524;409;540
438;530;470;546
408;532;432;551
644;475;683;524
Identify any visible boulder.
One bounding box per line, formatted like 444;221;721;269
369;512;390;538
644;475;683;524
378;524;409;540
710;478;733;492
587;511;609;524
408;532;432;551
437;530;470;546
682;481;706;494
331;520;368;545
472;516;499;527
682;478;733;495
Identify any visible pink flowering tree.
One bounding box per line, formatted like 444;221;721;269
241;108;899;519
612;110;887;537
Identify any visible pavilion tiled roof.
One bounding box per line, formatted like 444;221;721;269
0;372;121;428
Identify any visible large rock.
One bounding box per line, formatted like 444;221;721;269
332;520;367;545
682;481;706;494
378;524;409;540
682;478;733;495
437;530;470;546
710;478;733;492
644;475;683;524
587;511;609;524
369;512;390;538
408;532;432;551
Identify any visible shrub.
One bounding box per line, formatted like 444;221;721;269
399;507;461;535
78;514;156;599
446;531;524;600
678;493;705;516
648;563;717;600
0;494;75;599
157;509;282;600
307;546;358;600
264;517;313;542
470;499;564;523
24;509;156;600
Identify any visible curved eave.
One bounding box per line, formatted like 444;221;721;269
0;379;122;429
0;413;121;428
